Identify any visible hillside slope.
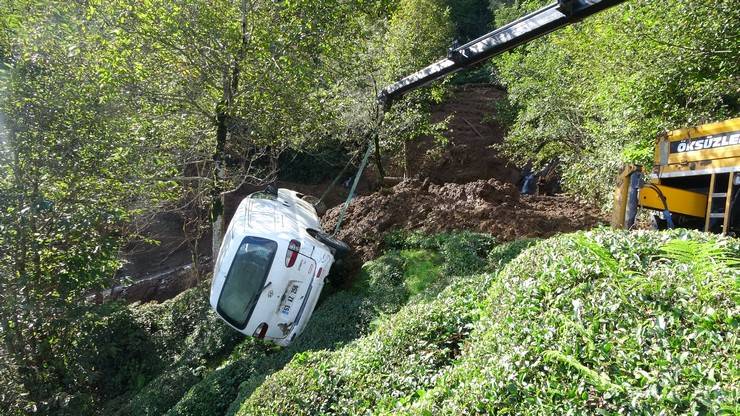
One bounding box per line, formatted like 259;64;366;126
81;229;739;416
321;85;605;264
237;229;739;415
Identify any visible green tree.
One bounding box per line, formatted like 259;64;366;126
96;0;386;258
492;0;739;205
377;0;455;178
0;2;182;412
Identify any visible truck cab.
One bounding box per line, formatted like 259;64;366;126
613;117;740;235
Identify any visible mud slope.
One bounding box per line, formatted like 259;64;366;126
324;85;606;262
322;179;605;262
406;84;520;185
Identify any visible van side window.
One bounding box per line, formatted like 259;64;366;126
251;191;277;200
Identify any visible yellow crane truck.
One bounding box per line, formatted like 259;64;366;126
612;117;740;235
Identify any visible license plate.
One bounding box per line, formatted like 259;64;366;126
280;283;300;316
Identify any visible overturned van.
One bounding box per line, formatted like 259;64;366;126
209;188;349;346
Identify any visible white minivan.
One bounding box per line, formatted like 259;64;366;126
209;187;349;346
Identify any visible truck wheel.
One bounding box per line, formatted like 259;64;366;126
308;229;350;258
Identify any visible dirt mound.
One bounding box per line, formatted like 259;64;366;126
322;178;606;262
404;85;521;185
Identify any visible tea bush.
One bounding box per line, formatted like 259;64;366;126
110;283;242;416
236;272;494;415
235;238;530;415
234;230;738;415
59;229;737;415
385;230;498;276
1;303;162;415
405;229;739;415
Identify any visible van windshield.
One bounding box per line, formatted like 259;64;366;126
216;236;278;329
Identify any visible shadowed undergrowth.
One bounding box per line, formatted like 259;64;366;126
40;229;737;415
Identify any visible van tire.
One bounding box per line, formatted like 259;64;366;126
308;229;350;258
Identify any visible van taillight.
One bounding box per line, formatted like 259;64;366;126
285;239;300;267
253;322;269;339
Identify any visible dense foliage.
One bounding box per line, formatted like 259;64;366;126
238;229;738;415
0;1;454;413
492;0;740;205
2;0;739;414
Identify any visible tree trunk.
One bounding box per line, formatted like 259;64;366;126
373;132;385;186
211;106;227;262
211;4;249;261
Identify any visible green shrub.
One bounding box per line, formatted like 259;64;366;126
165;340;271;416
236;272;494;416
229;230;738;415
0;347;34;415
7;302;163;416
486;237;539;268
116;364;202;416
110;282;242;416
64;305;162;401
385;230;498;276
407;229;739;414
400;249;442;295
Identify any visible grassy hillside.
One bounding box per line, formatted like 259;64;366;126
97;231;497;416
237;229;738;415
78;229;738;415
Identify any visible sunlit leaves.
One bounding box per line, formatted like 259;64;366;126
493;0;739;206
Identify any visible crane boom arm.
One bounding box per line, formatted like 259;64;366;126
378;0;627;106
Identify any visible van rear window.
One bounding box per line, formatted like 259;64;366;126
216;236;277;329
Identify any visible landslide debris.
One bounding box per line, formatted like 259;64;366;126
322;178;605;262
407;85;521;185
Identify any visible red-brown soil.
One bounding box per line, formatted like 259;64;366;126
401;84;521;185
322;178;605;262
118;85;607;302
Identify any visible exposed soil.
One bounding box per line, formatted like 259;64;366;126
322;85;605;263
322;178;605;262
117;85;607;302
402;84;521;185
116;211;211;282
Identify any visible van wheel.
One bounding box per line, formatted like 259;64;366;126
308;229;350;258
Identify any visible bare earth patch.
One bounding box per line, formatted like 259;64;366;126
322;178;606;262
